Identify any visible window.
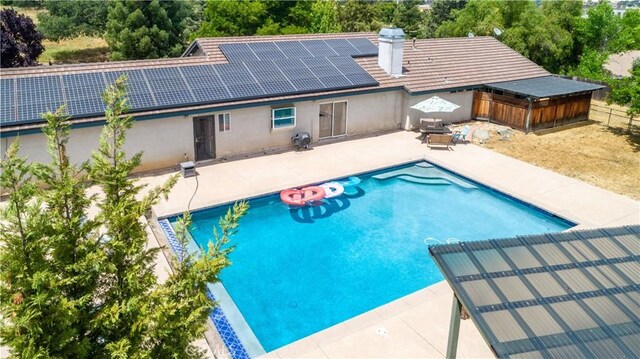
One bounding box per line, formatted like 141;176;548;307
272;107;296;129
218;113;230;132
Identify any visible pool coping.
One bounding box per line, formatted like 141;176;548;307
156;159;577;357
146;131;639;358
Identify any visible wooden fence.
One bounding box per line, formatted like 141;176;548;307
472;91;592;131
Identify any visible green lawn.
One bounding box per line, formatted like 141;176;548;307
2;6;109;64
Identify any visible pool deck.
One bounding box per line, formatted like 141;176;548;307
142;130;639;358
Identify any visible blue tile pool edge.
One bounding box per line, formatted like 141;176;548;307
157;219;253;359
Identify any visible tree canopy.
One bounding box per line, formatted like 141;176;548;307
0;8;44;67
37;0;108;42
105;0;192;60
0;77;248;357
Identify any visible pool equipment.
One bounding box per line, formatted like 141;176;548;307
319;181;345;198
280;186;326;206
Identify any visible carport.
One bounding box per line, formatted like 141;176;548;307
472;76;606;132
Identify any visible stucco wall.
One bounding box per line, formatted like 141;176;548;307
401;90;474;130
211;91;403;158
4;115;194;173
2;90;404;172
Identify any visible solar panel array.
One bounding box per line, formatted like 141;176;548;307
220;38;378;62
1;38;379;126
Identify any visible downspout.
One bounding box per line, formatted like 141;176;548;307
524;96;532;133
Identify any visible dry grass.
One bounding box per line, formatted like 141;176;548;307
40;37;109;64
1;6;109;64
456;101;640;200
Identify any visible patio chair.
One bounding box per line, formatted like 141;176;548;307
427;134;453;150
419;118;451;143
452;125;470;143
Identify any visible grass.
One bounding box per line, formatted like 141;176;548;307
461;101;640;200
1;6;109;64
40;37;109;64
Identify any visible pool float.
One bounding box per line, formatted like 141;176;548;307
280;186;326;206
337;176;361;187
319;181;344;199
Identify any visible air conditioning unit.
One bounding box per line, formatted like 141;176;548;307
180;161;196;178
291;132;311;151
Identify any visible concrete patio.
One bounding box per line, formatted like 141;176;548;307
141;130;639;358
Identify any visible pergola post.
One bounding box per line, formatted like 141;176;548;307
524;97;533;133
446;294;463;359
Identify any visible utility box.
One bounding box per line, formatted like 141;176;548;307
180;161;196;178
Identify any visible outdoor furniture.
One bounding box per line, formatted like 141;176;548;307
452;125;470;143
427;134;453;149
419;118;452;143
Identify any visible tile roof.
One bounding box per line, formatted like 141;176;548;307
190;33;550;94
1;32;550;130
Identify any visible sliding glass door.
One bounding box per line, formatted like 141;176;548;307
318;101;347;139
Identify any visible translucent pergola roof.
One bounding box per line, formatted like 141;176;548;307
429;225;640;358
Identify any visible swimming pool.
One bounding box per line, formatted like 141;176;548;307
170;161;573;353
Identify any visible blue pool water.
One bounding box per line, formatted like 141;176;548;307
173;162;573;352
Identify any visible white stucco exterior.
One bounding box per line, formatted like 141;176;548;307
401;90;474;130
2;89;475;173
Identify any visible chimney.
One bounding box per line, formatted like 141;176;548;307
378;28;405;77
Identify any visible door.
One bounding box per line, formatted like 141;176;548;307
333;101;347;136
318;101;347;139
193;116;215;161
319;103;333;138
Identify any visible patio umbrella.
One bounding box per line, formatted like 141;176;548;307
411;96;460;113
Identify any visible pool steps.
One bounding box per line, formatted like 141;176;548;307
372;163;477;189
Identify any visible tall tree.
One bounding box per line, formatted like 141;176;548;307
309;0;341;33
576;1;621;52
502;5;573;73
609;9;640;53
37;0;108;41
106;0;191;60
337;0;379;32
392;0;425;38
197;0;267;37
0;77;248;357
435;0;503;37
608;60;640;119
0;8;44;67
426;0;466;37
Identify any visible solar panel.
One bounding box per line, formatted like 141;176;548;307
327;56;378;86
323;39;359;56
273;58;324;91
144;67;196;107
274;41;314;58
216;63;262;86
247;42;287;61
180;65;231;102
219;43;260;62
244;61;296;94
17;75;65;123
216;63;265;98
346;38;378;56
301;57;354;88
62;72;107;117
1;78;16;123
104;70;157;110
301;40;339;57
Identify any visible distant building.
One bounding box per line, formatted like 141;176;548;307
604;50;640;77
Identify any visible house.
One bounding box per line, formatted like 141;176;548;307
0;29;602;172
